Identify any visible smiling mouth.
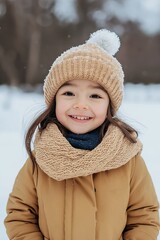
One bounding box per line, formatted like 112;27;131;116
69;115;92;120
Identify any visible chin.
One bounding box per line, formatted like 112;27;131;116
71;129;92;134
72;131;86;134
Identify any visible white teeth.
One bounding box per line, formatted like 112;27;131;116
71;115;90;120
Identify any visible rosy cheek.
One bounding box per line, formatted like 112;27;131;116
55;104;62;119
98;107;108;118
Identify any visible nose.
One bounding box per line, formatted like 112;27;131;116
73;101;89;110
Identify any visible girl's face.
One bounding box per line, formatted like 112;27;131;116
55;79;109;134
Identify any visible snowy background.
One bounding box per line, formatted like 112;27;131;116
51;0;160;35
91;0;160;35
1;0;160;238
0;84;160;239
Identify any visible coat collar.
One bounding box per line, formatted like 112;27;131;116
34;123;142;181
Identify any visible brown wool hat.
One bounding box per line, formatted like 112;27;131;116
43;29;124;112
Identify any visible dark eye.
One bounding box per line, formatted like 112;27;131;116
63;91;74;96
90;94;101;99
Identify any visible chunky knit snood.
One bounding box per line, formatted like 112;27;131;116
34;123;142;181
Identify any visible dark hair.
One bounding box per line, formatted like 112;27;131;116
25;98;138;163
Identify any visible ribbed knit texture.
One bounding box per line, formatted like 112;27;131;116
65;127;101;150
34;123;142;181
43;43;124;112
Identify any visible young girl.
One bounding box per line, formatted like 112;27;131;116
4;29;159;240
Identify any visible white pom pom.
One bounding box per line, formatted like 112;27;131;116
86;29;120;56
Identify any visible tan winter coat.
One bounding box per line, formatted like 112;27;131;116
4;124;160;240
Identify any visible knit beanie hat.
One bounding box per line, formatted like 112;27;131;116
43;29;124;112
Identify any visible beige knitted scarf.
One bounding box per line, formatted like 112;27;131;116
34;123;142;181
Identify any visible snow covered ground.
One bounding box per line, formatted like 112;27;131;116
0;84;160;239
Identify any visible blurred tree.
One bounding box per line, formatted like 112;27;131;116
0;0;160;87
0;0;20;86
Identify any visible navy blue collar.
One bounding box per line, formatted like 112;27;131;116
65;128;101;150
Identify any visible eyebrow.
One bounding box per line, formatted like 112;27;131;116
61;82;105;91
